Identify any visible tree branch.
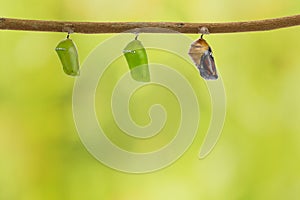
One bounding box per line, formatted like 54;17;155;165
1;14;300;34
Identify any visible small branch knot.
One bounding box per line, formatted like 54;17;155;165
177;23;185;28
198;27;210;35
62;24;75;34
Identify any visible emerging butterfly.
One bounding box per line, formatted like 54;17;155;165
188;35;218;80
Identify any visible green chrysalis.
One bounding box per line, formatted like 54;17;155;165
55;36;80;76
123;38;150;82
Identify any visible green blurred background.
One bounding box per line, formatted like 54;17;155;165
1;0;300;199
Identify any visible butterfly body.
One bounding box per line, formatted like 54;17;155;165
188;38;218;80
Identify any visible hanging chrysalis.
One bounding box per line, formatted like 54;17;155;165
123;34;150;82
55;34;80;76
188;34;218;80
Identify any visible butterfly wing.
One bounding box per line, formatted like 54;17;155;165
198;49;218;80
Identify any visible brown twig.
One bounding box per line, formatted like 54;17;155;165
0;15;300;34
